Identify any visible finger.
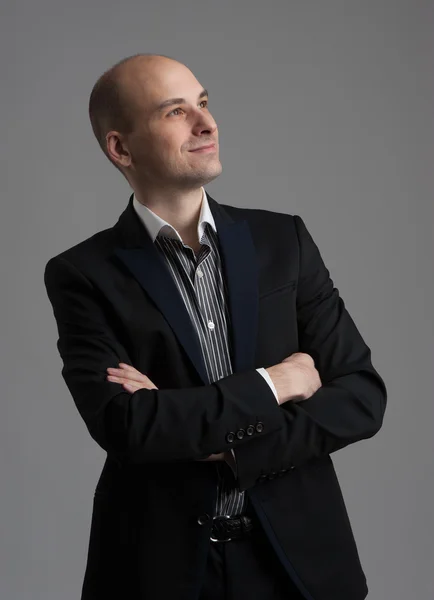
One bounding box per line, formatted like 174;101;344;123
107;375;155;390
109;370;150;384
118;363;139;372
109;364;150;378
107;375;144;389
107;374;140;384
118;365;154;385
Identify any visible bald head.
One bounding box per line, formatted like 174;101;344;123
88;53;220;191
88;53;185;166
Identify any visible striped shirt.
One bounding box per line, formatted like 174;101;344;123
132;188;277;516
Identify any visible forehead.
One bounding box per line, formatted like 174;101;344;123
122;60;204;113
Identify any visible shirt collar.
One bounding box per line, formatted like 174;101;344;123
132;187;217;244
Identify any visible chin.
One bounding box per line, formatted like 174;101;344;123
201;164;223;185
180;163;222;187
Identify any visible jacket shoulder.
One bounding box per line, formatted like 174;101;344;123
219;202;301;244
43;225;116;276
220;202;295;222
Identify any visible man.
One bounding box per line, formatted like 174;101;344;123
44;53;387;600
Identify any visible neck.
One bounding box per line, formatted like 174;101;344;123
134;186;204;242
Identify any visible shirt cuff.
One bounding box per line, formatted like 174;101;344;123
256;367;279;403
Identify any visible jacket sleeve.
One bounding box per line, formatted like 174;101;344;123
44;256;283;464
233;214;388;491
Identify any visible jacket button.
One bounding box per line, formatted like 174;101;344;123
255;422;264;433
269;471;276;479
258;475;267;482
226;432;235;443
246;425;255;436
236;429;245;440
197;513;211;525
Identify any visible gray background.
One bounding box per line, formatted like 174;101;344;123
2;0;433;598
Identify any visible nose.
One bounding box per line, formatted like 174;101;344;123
192;110;217;137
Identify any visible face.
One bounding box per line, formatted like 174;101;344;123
108;58;222;190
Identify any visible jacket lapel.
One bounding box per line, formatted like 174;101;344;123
112;192;259;385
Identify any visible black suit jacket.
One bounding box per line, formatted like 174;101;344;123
44;192;387;600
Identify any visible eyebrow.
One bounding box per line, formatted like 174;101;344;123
155;88;209;113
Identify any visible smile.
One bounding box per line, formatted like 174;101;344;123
189;144;216;153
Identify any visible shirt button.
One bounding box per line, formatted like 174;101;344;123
208;320;215;330
197;269;204;278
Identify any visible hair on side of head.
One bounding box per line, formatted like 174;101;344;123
88;53;179;181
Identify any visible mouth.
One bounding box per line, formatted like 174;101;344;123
189;144;217;153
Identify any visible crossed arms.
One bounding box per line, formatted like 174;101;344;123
44;215;387;492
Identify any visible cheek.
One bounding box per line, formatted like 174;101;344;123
157;125;188;154
129;133;152;160
135;126;187;166
163;137;181;155
138;137;170;165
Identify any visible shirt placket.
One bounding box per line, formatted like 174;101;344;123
169;235;246;516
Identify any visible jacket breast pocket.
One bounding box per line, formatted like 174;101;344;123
256;279;298;366
258;279;296;300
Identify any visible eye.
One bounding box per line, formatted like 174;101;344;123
168;107;184;117
167;100;208;117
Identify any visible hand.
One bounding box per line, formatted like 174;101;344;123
106;364;225;462
266;352;322;405
106;363;158;392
